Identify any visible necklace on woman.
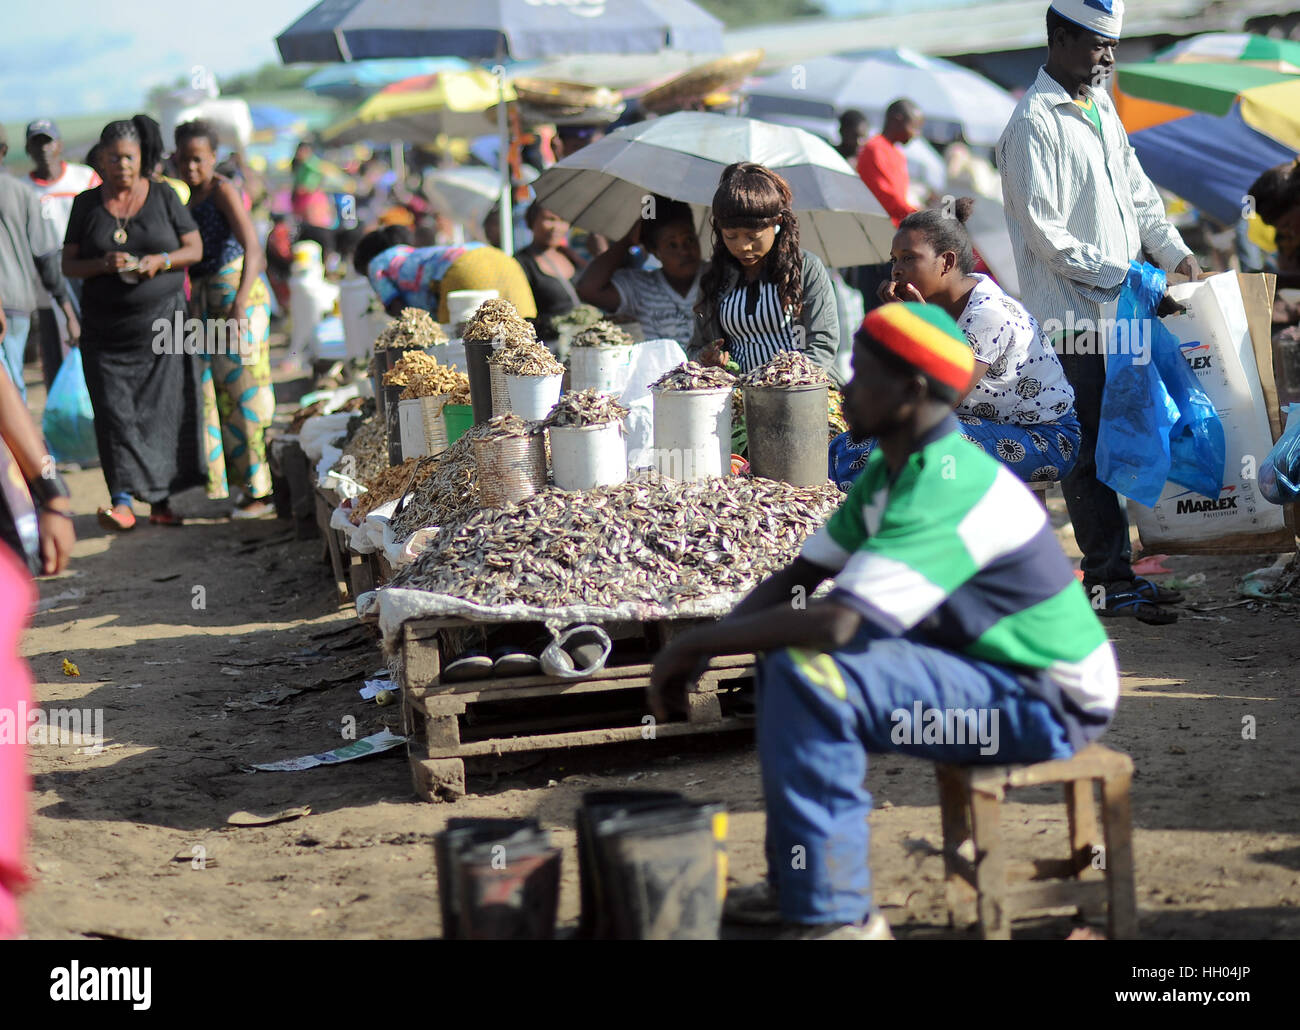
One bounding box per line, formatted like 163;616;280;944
110;183;141;245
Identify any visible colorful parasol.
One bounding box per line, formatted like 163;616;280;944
1115;60;1300;226
323;70;517;145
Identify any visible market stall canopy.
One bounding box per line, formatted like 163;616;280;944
1154;32;1300;74
303;57;473;99
323;70;517;144
741;50;1016;147
275;0;725;64
1115;60;1300;226
638;48;765;114
531;111;894;267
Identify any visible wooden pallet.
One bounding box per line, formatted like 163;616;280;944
396;617;754;801
315;485;351;603
275;438;320;542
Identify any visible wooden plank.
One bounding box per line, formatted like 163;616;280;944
1066;779;1101;876
315;490;351;602
1007;878;1107;917
416;665;752;708
968;790;1007;940
1101;771;1139;940
401;622;442;691
408;654;755;699
936;766;978;929
425;716;751;759
348;553;376;597
411;757;465;801
961;743;1133;795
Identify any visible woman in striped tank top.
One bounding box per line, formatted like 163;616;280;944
688;163;841;385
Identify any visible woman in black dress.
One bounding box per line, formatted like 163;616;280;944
61;120;204;530
515;203;585;344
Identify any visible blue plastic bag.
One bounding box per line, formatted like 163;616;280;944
1260;403;1300;504
1096;263;1224;507
41;347;99;466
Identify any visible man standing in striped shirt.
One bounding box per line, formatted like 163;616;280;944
650;303;1118;938
998;0;1200;624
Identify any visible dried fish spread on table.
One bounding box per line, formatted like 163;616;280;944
388;434;480;534
349;458;438;524
389;472;841;609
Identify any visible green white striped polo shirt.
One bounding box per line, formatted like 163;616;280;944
801;416;1118;735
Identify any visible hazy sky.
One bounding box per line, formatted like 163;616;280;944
0;0;898;122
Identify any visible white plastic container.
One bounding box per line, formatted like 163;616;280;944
419;394;450;457
289;242;340;356
651;386;732;481
397;398;429;459
506;373;565;421
446;289;499;327
339;276;376;360
570;345;633;394
549;421;627;491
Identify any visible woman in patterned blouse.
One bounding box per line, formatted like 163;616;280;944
830;197;1081;490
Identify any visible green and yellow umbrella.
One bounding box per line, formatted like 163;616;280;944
324;69;517;145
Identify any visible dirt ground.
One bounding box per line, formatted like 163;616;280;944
14;357;1300;941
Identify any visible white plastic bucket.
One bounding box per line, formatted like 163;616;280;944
339;276;375;360
549;421;627;491
446;289;499;327
397;398;429;459
570;345;633;395
506;373;564;421
651;386;732;481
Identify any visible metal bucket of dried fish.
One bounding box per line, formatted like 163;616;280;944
743;384;829;487
650;388;732;481
505;373;564;421
474;425;548;508
463;341;496;424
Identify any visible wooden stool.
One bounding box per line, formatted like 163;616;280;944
935;742;1137;939
1028;481;1052;511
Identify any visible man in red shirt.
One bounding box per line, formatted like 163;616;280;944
853;99;924;311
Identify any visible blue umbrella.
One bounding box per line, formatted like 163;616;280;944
304;58;472;99
248;104;304;132
275;0;723;64
276;0;723;252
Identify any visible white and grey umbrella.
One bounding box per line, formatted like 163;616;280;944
531;111;894;267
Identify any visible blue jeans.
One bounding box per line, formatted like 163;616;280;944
1;310;31;402
755;621;1075;925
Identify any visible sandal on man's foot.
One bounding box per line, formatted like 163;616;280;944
97;505;136;532
1130;576;1184;605
1095;591;1178;625
149;507;184;527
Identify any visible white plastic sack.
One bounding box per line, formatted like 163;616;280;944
298;412;357;462
1132;272;1286;548
618;338;688;469
540;625;613;679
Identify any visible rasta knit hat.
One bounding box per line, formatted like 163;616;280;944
860;302;975;395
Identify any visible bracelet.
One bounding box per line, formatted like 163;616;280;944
40;506;75;520
28;471;71;505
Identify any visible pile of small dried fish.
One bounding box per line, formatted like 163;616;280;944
467;414;541;441
384;350;438;386
461;298;536;344
391;472;841;609
572;320;634;348
337;416;387;483
349;458;438;524
542;389;628;428
490;340;565;377
387;354;470;400
389;434;479;535
739;350;831;388
651;362;736;392
375;308;447;350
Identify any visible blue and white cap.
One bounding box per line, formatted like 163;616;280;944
1050;0;1124;40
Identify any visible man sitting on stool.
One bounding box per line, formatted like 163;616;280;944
650;302;1119;939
